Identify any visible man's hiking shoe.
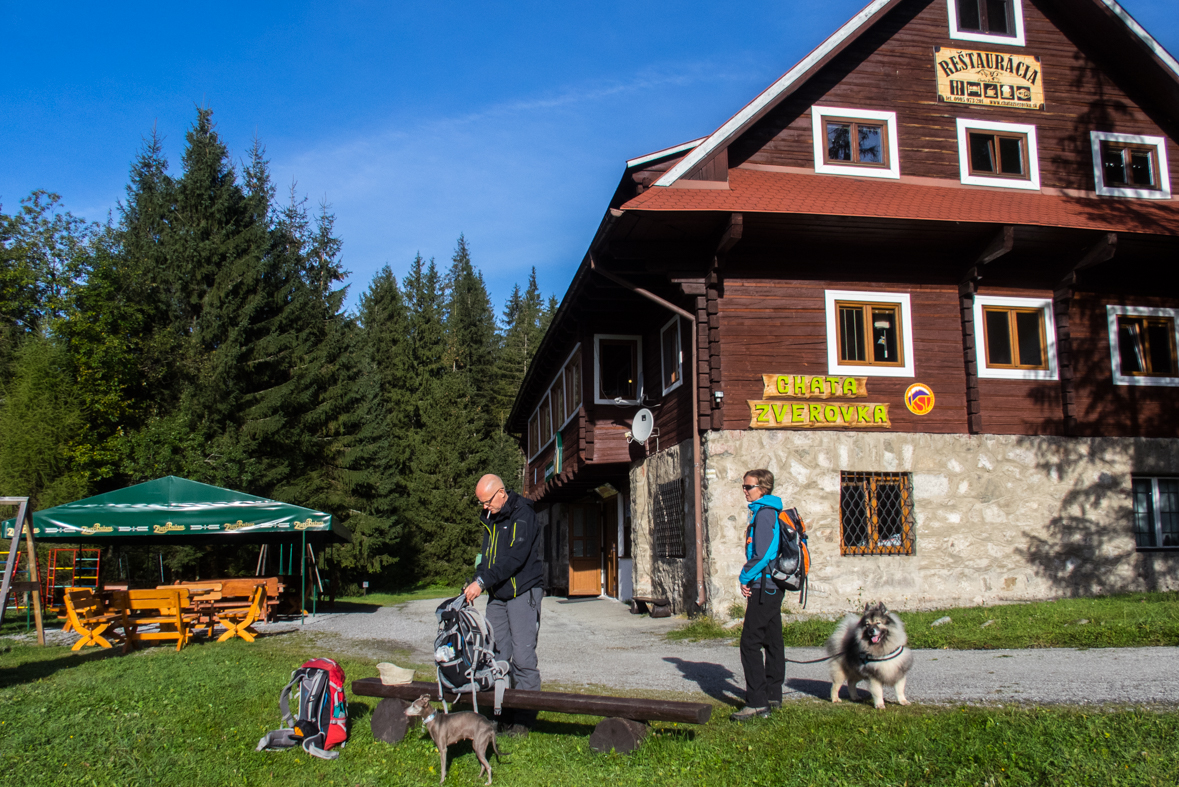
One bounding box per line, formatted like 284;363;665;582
729;706;770;721
769;700;782;709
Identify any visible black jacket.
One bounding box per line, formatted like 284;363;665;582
474;491;543;600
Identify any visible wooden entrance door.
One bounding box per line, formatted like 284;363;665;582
568;501;601;596
603;497;619;598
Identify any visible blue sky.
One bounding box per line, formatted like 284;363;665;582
2;1;1176;314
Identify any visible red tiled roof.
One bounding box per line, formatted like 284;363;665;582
622;167;1179;235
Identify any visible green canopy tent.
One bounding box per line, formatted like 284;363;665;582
2;476;351;621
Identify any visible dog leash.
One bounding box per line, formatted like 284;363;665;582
783;652;840;665
783;646;906;665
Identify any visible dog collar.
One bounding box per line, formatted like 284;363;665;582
861;645;906;663
424;712;436;724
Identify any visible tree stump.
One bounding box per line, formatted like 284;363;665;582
589;717;647;754
371;698;411;744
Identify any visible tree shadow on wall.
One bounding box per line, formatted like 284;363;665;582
1014;435;1179;597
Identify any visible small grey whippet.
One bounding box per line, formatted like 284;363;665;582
405;694;502;785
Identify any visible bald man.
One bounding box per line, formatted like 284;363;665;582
462;473;543;735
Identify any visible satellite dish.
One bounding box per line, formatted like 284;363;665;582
631;408;654;443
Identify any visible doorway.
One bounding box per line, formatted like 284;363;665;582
568;500;601;596
603;495;618;598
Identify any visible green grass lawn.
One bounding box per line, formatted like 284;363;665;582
1;631;1177;786
669;591;1179;649
333;584;463;609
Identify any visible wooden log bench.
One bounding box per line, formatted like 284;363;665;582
628;595;672;618
352;679;712;754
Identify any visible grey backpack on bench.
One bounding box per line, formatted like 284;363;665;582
433;595;510;715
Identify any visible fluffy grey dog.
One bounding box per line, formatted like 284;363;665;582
826;602;913;709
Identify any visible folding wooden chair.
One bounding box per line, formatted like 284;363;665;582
63;589;125;651
215;586;265;642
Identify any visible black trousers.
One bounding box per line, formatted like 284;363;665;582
739;584;785;708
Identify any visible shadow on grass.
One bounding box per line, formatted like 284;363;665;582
0;646;123;689
650;726;697;742
785;677;831;701
662;657;741;705
532;718;597;736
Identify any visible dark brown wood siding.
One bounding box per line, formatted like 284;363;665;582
973;286;1065;435
729;0;1179;193
714;278;969;434
644;315;695;452
1069;292;1179;437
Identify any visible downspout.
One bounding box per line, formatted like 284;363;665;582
588;255;707;611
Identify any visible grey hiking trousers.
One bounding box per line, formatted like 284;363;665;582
485;586;542;692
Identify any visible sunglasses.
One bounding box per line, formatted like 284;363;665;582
741;484;758;491
477;488;504;507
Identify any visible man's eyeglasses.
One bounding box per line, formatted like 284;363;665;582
477;488;504;508
741;484;758;491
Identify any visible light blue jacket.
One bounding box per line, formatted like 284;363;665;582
739;494;783;586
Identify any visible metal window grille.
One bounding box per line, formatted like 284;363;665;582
653;479;686;559
839;472;915;556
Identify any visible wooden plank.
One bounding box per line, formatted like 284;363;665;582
351;680;713;725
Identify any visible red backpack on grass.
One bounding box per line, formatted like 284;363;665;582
256;658;348;760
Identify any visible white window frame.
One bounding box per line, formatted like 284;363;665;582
527;343;582;462
825;290;916;378
947;0;1026;46
1090;131;1172;200
811;106;901;180
528;392;553;462
559;343;582;427
594;334;643;405
659;316;683;396
973;295;1058;380
1107;305;1179;387
1132;476;1179;550
956;118;1040;190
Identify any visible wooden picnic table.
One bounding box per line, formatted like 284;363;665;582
175;577;283;622
159;583;222;636
122;588;196;653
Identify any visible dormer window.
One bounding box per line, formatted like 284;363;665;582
956;118;1041;190
811;107;901;180
948;0;1025;46
1090;132;1172;200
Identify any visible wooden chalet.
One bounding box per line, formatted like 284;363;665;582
508;0;1179;615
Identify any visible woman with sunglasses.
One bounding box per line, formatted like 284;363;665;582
731;468;786;721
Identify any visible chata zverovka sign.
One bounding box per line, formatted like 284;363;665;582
934;47;1044;110
747;374;892;429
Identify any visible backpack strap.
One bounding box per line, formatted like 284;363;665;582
256;728;300;752
493;669;509;716
278;673;303;727
302;735;340;761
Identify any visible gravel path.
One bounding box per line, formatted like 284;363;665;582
270;596;1179;707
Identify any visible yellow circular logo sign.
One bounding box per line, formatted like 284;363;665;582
904;383;935;415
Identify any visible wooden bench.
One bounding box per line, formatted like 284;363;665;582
123;588;195;653
352;679;712;754
63;589;126;651
629;596;672;618
214;586;266;642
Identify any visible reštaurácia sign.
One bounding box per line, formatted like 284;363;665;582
935;48;1044;110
